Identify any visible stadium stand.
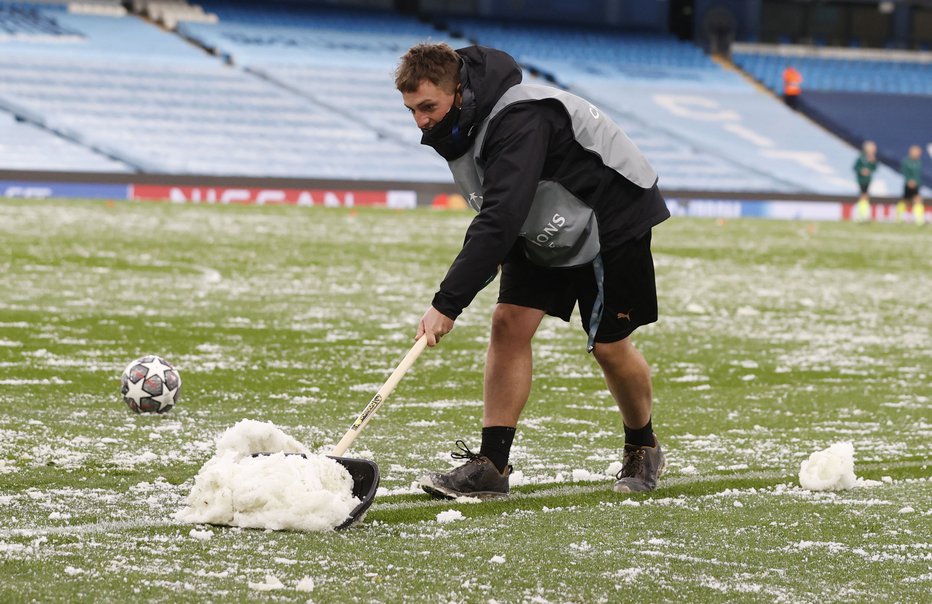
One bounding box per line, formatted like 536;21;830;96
439;18;716;82
732;44;932;96
179;7;779;189
0;1;914;195
177;2;460;149
445;18;903;195
0;1;450;180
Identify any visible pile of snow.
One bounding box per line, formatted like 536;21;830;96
176;419;360;531
798;442;857;491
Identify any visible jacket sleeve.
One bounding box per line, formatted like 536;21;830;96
431;103;555;320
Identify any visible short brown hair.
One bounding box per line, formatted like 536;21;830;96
394;42;460;94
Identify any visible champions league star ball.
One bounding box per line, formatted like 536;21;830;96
120;355;181;414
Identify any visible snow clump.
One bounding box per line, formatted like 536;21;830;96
798;442;858;491
176;419;359;531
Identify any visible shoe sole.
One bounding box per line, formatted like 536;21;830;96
613;453;667;494
420;480;508;501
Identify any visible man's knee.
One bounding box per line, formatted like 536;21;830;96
592;337;636;367
490;304;541;343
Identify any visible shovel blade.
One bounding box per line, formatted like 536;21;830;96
329;456;380;530
249;452;380;530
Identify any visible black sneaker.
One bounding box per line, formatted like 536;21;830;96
613;439;666;493
420;440;511;500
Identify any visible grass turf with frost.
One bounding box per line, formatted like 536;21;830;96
0;198;929;602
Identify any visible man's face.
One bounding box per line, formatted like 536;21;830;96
402;79;458;133
910;146;921;159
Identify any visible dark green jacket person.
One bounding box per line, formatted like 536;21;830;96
901;146;922;194
854;150;878;193
901;156;921;184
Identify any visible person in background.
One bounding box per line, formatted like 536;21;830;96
853;141;878;223
782;64;803;110
899;145;925;226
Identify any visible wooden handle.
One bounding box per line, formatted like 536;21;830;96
331;335;428;457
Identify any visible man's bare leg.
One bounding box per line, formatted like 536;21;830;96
592;336;652;429
483;303;546;427
419;303;543;499
593;336;665;492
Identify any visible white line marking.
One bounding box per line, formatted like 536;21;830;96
1;462;923;535
373;461;927;512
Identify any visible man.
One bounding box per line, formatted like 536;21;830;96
899;145;924;226
394;43;670;499
853;140;878;223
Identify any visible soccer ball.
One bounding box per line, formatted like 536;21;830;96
120;355;181;414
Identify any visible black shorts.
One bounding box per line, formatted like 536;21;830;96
858;181;870;194
904;184;919;199
498;230;659;343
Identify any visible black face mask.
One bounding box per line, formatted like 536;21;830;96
419;103;474;161
420;58;479;161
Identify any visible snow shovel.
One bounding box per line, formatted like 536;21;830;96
256;336;428;530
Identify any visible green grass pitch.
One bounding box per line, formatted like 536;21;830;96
0;198;929;602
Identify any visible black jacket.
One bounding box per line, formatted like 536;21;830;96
425;46;670;320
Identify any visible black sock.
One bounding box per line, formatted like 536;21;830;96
624;417;655;447
480;426;516;473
